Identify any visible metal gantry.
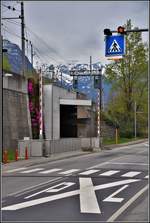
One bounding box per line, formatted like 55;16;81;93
69;59;104;149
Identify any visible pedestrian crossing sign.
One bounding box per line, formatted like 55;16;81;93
105;35;125;57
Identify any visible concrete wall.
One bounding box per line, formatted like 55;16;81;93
18;137;100;157
3;74;32;151
43;84;76;140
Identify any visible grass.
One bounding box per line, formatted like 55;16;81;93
103;137;143;145
2;149;16;162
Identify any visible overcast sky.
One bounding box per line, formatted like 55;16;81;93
2;1;149;66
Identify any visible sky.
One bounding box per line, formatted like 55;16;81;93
2;1;149;66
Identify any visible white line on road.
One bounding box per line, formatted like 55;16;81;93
145;175;149;179
39;169;62;174
7;177;62;197
79;178;101;214
5;168;27;173
107;162;148;166
100;170;120;176
121;171;141;178
107;184;149;222
103;185;128;203
79;169;100;175
59;169;80;175
25;182;75;199
2;178;140;210
20;168;44;173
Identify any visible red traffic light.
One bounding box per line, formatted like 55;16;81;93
117;26;126;34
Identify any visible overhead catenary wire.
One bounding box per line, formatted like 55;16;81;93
26;26;65;63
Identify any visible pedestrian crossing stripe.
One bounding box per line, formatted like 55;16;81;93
109;39;121;53
4;168;148;179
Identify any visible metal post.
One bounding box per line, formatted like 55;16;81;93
1;35;3;162
30;42;33;74
61;71;62;86
134;101;137;139
99;69;102;148
39;68;43;139
21;1;25;76
97;90;100;139
90;56;92;149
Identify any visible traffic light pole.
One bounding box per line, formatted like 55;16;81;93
110;28;148;34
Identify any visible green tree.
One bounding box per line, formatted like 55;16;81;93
105;19;148;138
3;55;11;71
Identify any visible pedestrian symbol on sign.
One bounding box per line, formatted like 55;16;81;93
105;35;125;57
109;40;121;53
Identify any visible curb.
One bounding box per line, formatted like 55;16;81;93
103;139;148;150
2;151;92;168
26;151;92;167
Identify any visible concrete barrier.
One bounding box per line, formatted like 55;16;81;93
18;137;100;157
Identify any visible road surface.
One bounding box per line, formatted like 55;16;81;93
2;142;149;222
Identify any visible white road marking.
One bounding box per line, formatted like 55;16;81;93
5;168;27;173
14;177;62;197
79;169;100;175
145;175;149;179
39;168;62;174
100;170;120;176
2;178;140;211
107;162;148;166
25;182;75;199
59;169;80;175
7;178;62;197
121;171;141;178
103;185;128;203
107;184;148;222
79;178;101;214
20;168;44;173
143;143;149;147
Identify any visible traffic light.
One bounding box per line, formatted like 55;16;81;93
73;77;78;89
117;26;126;34
104;28;112;36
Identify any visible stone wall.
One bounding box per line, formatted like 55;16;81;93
101;121;116;139
3;89;30;150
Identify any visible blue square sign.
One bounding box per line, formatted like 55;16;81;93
105;35;125;57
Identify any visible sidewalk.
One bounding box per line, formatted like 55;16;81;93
2;150;93;171
103;138;148;150
2;138;148;171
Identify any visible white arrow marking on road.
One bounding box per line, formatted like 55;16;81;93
25;182;75;199
103;185;128;203
2;178;140;211
79;178;101;214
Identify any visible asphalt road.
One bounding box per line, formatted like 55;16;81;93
2;142;149;222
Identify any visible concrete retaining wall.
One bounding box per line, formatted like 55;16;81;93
18;137;100;157
3;89;31;150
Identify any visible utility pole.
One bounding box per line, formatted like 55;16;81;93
21;1;25;76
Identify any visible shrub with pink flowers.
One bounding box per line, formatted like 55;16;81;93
28;78;40;139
